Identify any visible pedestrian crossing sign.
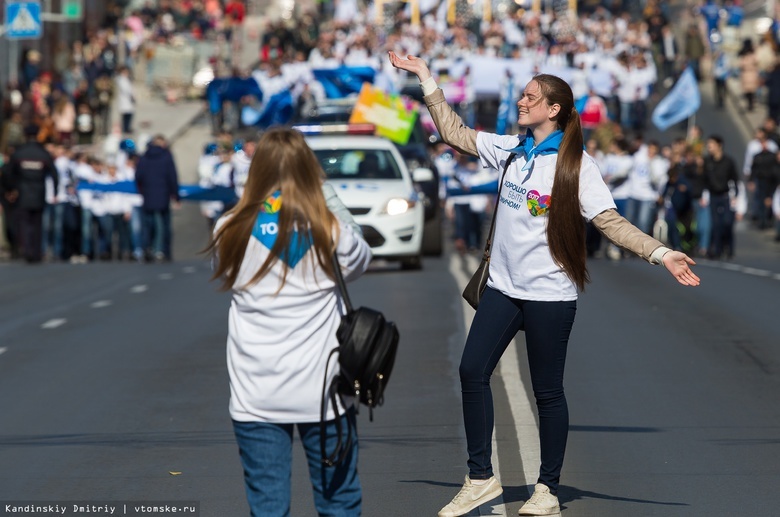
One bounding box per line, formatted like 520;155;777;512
4;1;42;40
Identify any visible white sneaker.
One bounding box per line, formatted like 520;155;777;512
438;475;503;517
518;483;560;515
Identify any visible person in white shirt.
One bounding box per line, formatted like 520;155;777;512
45;144;72;260
73;154;98;262
390;50;700;517
626;140;669;235
230;137;255;200
207;127;371;516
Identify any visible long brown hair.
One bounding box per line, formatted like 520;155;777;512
205;127;339;291
534;74;588;291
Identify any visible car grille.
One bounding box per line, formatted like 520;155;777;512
359;225;385;248
348;207;371;215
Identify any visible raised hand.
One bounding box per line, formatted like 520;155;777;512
388;51;432;82
662;250;701;286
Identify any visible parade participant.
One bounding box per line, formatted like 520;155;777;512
135;135;180;262
703;135;740;260
2;125;58;263
206;127;371;516
389;51;700;517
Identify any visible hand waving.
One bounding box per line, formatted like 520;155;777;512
388;51;432;82
662;250;700;286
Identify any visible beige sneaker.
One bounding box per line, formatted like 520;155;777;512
518;483;560;515
438;475;503;517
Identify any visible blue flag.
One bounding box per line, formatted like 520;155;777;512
496;76;514;135
206;77;264;114
241;89;294;128
651;67;701;131
312;67;376;98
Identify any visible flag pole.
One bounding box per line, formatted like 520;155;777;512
687;113;696;136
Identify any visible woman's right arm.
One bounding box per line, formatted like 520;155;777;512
388;51;478;156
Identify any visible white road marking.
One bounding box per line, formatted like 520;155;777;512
41;318;67;329
742;267;772;277
159;273;174;280
182;266;196;273
451;253;540;516
130;285;148;293
0;347;7;356
90;300;112;309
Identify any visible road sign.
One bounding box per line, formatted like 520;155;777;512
62;0;82;20
4;1;42;40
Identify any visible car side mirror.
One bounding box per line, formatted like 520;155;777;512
412;167;435;183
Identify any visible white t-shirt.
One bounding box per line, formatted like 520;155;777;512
476;132;616;301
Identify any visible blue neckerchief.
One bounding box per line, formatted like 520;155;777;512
251;190;312;268
496;129;564;173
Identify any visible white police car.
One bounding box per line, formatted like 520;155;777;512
301;124;428;270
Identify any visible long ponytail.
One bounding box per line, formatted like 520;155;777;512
535;75;588;291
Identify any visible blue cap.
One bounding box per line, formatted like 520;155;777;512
204;142;218;155
119;138;136;153
233;140;244;152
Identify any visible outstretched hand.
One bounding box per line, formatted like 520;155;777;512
662;250;700;286
388;51;432;82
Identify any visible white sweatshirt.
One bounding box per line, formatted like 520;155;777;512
222;205;372;423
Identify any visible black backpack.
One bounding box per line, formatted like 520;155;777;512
320;253;399;466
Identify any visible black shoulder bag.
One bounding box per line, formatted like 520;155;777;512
320;252;400;466
462;153;516;309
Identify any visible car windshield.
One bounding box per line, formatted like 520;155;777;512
313;149;403;180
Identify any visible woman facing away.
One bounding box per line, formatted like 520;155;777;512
389;51;700;517
206;127;372;516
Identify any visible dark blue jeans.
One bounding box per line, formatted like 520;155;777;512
460;287;576;494
142;208;171;259
709;194;734;258
232;409;361;517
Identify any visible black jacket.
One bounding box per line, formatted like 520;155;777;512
4;142;57;210
703;154;739;197
135;144;180;211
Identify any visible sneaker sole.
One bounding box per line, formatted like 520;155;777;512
438;485;503;517
517;504;560;516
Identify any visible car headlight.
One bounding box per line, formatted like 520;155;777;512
384;198;415;215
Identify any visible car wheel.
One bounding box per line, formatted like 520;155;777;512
400;254;423;270
421;211;443;257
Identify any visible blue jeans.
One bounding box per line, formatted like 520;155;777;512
81;208;94;256
695;202;711;253
43;203;66;259
460;287;576;494
130;206;144;258
96;215;113;256
709;194;734;258
142;208;171;259
625;198;657;235
232;409;361;517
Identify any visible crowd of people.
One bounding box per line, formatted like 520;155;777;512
3;0;780;264
0;0;247;262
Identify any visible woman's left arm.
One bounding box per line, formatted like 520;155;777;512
592;209;700;286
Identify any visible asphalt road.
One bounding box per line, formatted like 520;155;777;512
1;228;779;517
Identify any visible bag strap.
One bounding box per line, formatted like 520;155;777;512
330;250;353;313
481;153;516;261
320;347;353;466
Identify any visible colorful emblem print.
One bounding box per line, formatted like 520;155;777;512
527;190;551;217
260;193;282;214
252;191;312;268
